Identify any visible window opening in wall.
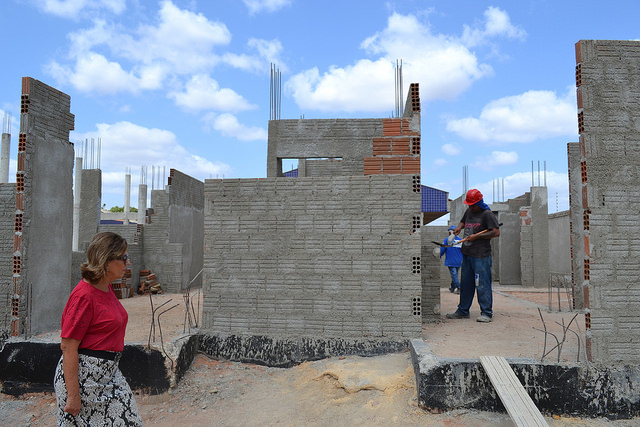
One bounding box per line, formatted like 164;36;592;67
281;157;344;177
281;158;299;177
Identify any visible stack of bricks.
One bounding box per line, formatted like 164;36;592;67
112;268;132;299
364;83;420;176
138;270;162;294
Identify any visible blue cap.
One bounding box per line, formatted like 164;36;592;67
448;225;456;231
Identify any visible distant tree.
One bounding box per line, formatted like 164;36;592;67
108;206;138;213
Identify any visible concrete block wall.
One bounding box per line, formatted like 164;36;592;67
202;175;422;339
519;207;534;286
143;188;184;293
0;184;16;332
567;142;585;309
420;226;446;321
78;169;101;250
14;77;74;335
497;211;521;285
518;187;549;288
267;118;381;177
575;40;640;363
548;211;571;275
167;169;204;289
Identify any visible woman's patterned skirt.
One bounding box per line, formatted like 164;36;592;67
54;353;143;426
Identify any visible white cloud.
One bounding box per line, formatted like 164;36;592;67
446;89;577;143
433;158;447;167
73;121;232;181
288;9;516;113
168;75;256;112
441;143;460;155
39;0;125;19
243;0;291;14
47;52;144;95
288;59;396;112
222;38;285;73
49;1;233;94
472;150;518;170
204;113;267;141
462;6;526;47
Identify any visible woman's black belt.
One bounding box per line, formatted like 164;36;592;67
78;348;120;361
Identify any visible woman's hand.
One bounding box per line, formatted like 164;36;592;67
64;393;82;416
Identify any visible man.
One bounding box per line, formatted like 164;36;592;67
446;189;500;323
441;225;462;294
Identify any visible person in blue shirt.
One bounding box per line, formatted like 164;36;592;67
441;225;463;294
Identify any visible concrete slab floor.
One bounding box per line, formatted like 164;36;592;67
427;285;584;363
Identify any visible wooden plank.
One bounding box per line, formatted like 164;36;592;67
480;355;549;427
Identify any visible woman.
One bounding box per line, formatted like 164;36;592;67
54;232;143;426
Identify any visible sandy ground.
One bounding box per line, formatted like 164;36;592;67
2;286;638;426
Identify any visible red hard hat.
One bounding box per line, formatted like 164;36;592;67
464;189;483;205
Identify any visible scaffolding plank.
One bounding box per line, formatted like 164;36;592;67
479;355;548;427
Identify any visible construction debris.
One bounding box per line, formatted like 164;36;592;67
139;269;163;295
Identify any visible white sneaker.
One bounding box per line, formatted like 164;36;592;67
476;315;492;323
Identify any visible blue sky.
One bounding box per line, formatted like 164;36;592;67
0;1;637;219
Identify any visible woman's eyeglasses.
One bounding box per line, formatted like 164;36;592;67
115;254;129;262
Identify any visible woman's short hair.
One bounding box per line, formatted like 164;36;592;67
81;232;128;283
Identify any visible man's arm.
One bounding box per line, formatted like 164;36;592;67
466;227;500;241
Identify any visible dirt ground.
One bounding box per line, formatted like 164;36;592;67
2;286;638;426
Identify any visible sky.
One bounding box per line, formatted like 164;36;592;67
0;0;638;223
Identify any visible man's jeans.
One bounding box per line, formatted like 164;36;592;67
448;266;460;290
457;255;493;318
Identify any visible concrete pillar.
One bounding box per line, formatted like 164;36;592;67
124;172;131;225
72;157;82;251
531;186;549;288
0;133;10;183
138;183;147;225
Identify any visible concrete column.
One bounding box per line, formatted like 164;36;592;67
138;183;147;225
0;133;10;183
72;157;82;251
531;186;549;288
124;172;131;225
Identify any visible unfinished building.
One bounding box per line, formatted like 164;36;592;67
200;84;424;365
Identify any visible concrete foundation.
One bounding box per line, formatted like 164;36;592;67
410;339;640;419
0;334;200;396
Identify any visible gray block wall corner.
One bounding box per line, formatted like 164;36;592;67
17;77;75;335
576;40;640;363
143;169;203;293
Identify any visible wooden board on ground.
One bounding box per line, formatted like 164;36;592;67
479;355;548;427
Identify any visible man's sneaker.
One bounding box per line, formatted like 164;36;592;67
476;315;492;323
445;311;470;319
449;288;455;293
454;288;460;294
